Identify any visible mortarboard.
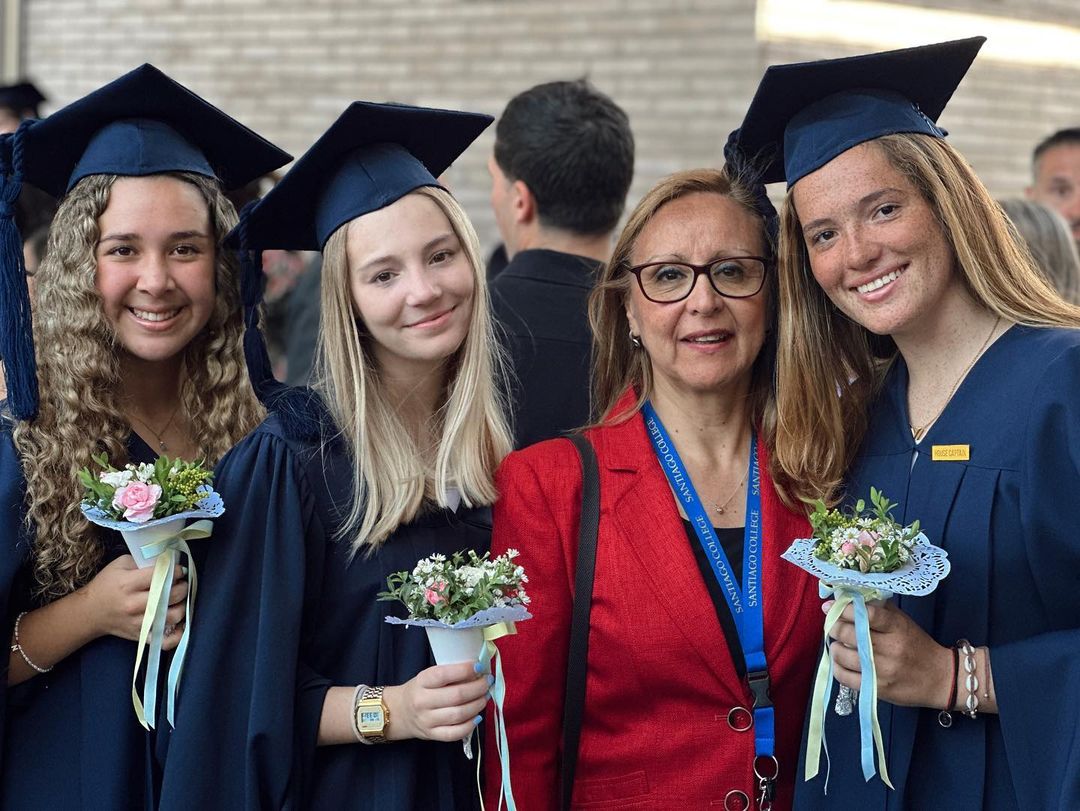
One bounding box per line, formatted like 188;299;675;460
0;82;46;117
232;101;492;251
730;37;986;188
0;64;291;420
228;101;491;405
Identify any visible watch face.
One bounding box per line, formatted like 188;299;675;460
357;707;385;732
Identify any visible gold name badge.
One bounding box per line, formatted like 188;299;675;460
932;444;970;461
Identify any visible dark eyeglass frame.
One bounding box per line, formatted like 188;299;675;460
625;256;768;303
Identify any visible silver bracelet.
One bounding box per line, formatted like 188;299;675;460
957;638;979;719
351;684;370;744
10;611;53;674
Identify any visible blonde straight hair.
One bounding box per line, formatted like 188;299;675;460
774;133;1080;505
316;186;512;554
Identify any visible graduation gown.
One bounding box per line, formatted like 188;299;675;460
157;396;486;810
796;325;1080;811
0;423;157;809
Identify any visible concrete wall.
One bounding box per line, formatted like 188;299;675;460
19;0;1080;250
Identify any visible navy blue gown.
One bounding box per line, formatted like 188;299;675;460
0;422;157;809
157;394;486;810
796;325;1080;811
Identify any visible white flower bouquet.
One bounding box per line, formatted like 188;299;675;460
381;549;531;809
782;488;949;789
79;453;225;729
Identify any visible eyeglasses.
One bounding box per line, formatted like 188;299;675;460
625;257;767;303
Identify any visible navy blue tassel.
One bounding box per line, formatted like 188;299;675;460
0;121;40;420
724;128;779;249
236;204;324;439
236;201;285;408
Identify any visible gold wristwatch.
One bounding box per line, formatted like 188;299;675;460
353;685;390;743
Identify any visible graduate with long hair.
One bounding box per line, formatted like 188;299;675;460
158;102;512;809
0;65;288;807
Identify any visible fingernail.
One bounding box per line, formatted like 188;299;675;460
473;661;485;674
474;715;483;725
822;600;834;613
486;674;495;687
181;566;189;577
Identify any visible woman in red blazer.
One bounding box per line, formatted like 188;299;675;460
486;167;821;810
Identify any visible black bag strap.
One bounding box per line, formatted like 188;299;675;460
561;433;600;811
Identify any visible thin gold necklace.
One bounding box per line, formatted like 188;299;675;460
712;470;749;515
129;403;183;453
909;316;1000;442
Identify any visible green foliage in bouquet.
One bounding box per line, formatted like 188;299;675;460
79;452;215;523
809;487;921;574
379;549;530;625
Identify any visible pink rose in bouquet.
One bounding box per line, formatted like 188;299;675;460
113;481;162;523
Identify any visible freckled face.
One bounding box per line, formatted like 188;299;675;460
791;141;959;339
346;192;475;380
625;192;769;396
94;175;217;364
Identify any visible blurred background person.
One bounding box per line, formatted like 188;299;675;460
488;79;634;448
1000;198;1080;304
0;80;45;133
1027;127;1080;251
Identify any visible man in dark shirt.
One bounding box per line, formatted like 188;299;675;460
488;79;634;447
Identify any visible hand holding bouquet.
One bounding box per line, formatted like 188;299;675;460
783;488;949;789
79;453;225;729
381;549;531;810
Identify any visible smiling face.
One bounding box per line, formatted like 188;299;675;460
94;175;217;365
624;191;768;398
346;191;476;381
791;141;960;340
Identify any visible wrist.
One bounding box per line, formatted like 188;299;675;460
379;684;409;742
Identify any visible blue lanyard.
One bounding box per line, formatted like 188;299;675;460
642;401;774;759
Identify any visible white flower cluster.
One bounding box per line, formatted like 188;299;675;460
823;518;914;574
98;461;157;488
383;549;530;624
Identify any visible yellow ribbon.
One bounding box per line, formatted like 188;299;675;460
130;519;213;730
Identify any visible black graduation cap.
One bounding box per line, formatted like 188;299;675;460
0;64;291;420
21;63;290;197
228;100;491;408
231;100;493;251
730;37;986;187
0;81;46;117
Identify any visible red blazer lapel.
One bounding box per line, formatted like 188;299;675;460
591;411;744;690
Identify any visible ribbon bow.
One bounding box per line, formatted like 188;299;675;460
805;583;893;790
473;621;518;811
130;519;213;729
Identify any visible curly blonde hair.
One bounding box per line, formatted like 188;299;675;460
13;172;264;601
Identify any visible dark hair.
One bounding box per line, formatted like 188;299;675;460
1032;127;1080;173
494;79;634;236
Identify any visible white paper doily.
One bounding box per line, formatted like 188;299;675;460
81;486;225;531
384;604;532;630
781;532;949;596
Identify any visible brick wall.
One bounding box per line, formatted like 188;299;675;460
19;0;1080;250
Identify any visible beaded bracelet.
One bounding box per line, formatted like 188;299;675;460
957;638;979;719
938;644;960;728
10;611;53;674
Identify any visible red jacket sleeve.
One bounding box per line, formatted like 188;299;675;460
484;440;580;811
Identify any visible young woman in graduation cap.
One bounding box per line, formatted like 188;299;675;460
157;102;511;810
0;66;289;806
731;38;1080;809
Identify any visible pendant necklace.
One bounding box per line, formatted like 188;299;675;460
129;403;183;453
711;469;749;515
909;316;1000;443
